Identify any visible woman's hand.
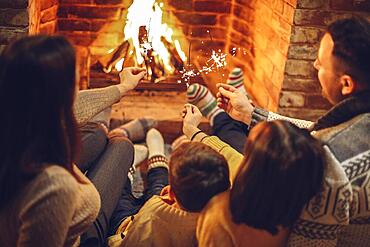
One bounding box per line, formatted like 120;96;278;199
182;104;202;138
216;83;255;125
117;67;146;95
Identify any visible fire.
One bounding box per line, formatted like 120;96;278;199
119;0;187;81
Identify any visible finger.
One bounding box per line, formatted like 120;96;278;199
218;86;235;99
136;71;147;79
132;67;147;74
185;104;192;115
217;83;237;92
193;105;202;115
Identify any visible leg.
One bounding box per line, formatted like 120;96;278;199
82;136;134;246
143;129;169;201
212;112;249;153
143;167;169;202
108;179;143;236
77;122;108;172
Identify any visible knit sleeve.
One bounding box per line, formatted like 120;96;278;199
17;169;79;247
201;136;244;183
74;85;121;125
249;107;313;129
267;112;314;129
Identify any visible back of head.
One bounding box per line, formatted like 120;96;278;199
0;35;78;208
169;142;230;212
327;16;370;89
230;121;325;235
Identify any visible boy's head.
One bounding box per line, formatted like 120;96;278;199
169;142;230;212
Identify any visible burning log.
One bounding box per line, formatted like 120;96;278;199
160;36;184;72
98;40;130;73
138;26;165;82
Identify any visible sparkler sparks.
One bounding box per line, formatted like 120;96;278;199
178;49;228;88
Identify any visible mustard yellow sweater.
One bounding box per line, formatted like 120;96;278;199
108;196;199;247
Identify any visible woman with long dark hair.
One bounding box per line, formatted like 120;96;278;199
0;35;145;246
182;104;325;247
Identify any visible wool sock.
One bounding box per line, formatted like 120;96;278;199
109;118;157;142
227;67;247;94
133;145;148;167
128;145;148;198
146;128;168;170
187;83;224;125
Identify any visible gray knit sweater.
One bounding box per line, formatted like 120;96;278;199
251;92;370;246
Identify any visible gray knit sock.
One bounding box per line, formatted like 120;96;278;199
119;118;157;142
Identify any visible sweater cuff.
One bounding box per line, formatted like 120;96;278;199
201;136;229;153
249;107;269;130
148;155;168;171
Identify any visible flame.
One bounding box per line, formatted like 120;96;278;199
123;0;186;74
115;58;124;71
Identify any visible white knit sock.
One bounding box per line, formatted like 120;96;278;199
146;128;165;159
227;68;247;94
187;83;224;125
133;145;148;167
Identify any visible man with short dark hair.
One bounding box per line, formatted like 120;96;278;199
217;16;370;246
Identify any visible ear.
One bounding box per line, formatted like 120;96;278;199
340;74;356;96
168;186;177;202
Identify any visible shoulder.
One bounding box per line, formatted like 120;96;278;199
198;191;230;228
38;165;79;190
314;113;370;162
20;165;80;209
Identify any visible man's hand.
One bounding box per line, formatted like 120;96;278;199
216;83;254;125
117;67;146;95
182;104;202;138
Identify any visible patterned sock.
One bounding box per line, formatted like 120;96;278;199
187;83;224;125
227;68;247;94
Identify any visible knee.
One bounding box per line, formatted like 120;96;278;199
81;122;108;148
108;136;134;161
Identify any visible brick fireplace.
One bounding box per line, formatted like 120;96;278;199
1;0;369;124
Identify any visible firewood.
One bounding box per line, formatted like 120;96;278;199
160;36;184;71
98;40;130;73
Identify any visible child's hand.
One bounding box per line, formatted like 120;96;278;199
182;104;202;138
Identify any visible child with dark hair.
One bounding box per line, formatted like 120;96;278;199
182;104;325;247
108;129;230;247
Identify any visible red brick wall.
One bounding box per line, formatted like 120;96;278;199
279;0;370;120
0;0;29;53
226;0;297;111
39;0;58;34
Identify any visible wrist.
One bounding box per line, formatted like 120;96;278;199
116;83;130;96
183;125;200;139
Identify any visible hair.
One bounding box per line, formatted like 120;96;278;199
230;120;325;235
0;35;79;209
169;142;230;212
327;16;370;88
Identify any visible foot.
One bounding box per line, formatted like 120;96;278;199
187;83;224;125
133;145;148;167
146;128;165;159
108;118;157;142
227;68;246;94
146;128;168;171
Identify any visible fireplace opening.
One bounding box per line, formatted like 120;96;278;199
3;0;367;125
91;0;192;91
